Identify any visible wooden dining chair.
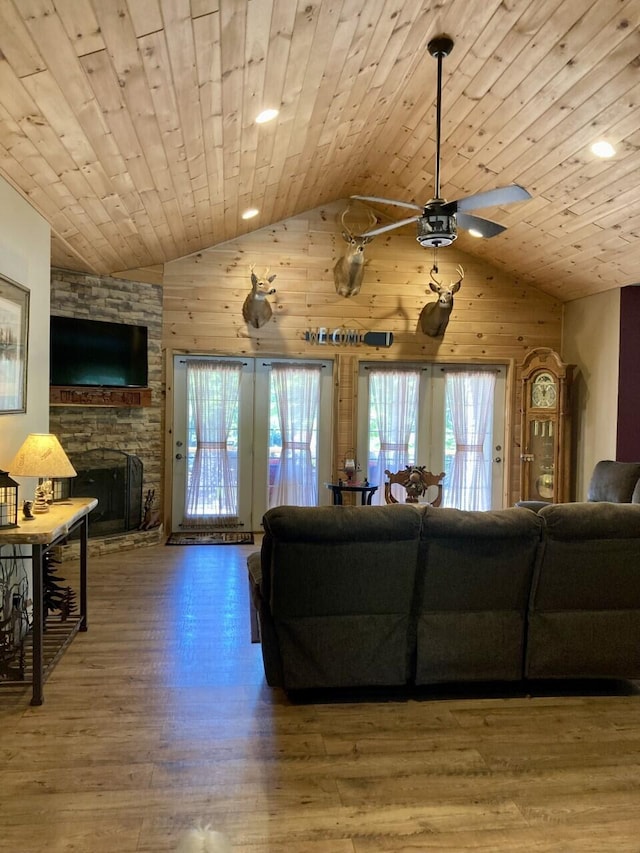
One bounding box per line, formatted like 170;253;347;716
384;466;445;506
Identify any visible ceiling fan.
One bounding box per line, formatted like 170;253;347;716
352;35;532;248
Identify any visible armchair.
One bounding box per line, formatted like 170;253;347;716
587;460;640;503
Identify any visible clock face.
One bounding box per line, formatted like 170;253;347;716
531;372;557;408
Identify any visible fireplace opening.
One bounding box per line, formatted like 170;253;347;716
57;448;143;538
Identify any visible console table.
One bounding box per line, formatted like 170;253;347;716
0;497;97;705
326;482;378;505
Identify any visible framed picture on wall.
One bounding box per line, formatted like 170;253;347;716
0;274;29;413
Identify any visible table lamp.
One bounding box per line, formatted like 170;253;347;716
9;433;77;514
342;449;360;483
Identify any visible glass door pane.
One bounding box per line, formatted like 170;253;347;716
267;363;321;508
436;365;506;510
171;356;253;532
358;364;432;504
252;358;334;525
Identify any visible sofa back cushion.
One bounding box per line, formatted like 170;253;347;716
587;459;640;502
261;504;423;689
533;502;640;609
527;501;640;679
414;506;543;684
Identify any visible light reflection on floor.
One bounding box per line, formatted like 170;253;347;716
165;545;265;690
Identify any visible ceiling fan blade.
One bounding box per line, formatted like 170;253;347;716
457;212;506;238
361;215;422;237
351;194;423;212
445;184;532;214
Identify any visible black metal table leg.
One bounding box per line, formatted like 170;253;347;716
31;544;44;706
79;515;88;631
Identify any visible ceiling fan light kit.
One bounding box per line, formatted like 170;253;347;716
352;34;532;249
416;210;457;247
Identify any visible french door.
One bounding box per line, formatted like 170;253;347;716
171;355;333;532
357;362;506;509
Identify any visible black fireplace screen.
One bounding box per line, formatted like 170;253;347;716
57;449;143;537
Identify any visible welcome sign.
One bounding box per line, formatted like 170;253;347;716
305;329;394;348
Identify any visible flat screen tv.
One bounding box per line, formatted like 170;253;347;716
50;316;148;388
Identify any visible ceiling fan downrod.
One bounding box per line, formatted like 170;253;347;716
427;35;454;202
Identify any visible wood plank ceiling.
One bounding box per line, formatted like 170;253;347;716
0;0;639;302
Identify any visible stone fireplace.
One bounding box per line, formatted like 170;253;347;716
49;269;164;555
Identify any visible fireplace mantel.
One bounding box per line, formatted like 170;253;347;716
50;386;152;407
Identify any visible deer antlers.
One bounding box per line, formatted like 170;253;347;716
339;206;377;241
429;264;464;293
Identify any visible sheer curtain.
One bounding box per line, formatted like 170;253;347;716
269;363;321;508
369;368;419;505
184;359;241;528
445;370;496;510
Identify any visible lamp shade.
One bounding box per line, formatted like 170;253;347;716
9;434;77;478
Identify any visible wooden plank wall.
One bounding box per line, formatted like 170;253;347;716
162;200;563;505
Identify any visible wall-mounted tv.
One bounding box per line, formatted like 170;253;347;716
50;316;148;388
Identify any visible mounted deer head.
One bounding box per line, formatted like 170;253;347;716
242;266;277;329
418;264;464;337
333;207;377;297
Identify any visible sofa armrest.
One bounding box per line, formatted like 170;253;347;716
247;551;262;643
247;547;285;686
248;550;262;586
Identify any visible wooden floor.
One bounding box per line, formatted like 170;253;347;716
2;542;640;852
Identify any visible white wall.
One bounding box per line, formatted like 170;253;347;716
562;290;620;499
0;177;51;475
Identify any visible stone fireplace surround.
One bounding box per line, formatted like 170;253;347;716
49;269;164;556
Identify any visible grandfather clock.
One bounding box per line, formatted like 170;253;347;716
519;348;574;504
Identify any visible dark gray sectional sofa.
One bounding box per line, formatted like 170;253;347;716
248;501;640;691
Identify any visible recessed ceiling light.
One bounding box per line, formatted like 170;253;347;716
468;228;483;238
255;108;279;124
241;208;259;220
591;140;615;158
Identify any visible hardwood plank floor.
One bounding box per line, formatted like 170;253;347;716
2;541;640;852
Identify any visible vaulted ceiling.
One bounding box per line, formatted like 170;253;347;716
1;0;639;302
